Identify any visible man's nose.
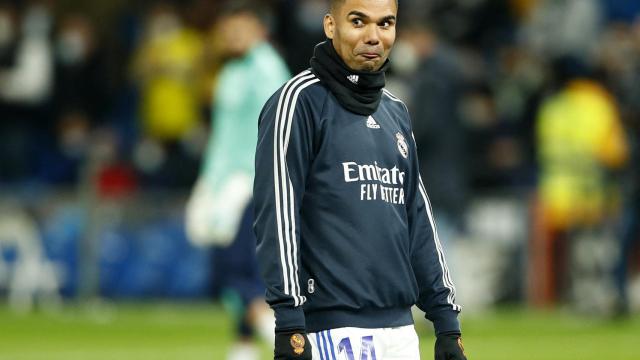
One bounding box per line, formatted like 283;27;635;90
363;24;380;45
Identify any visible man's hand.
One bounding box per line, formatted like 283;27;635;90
275;331;312;359
435;332;467;360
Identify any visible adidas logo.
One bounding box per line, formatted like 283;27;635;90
366;116;380;129
347;74;359;84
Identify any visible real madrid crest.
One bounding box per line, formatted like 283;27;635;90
395;132;409;159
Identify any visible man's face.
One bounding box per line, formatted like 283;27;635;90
324;0;397;72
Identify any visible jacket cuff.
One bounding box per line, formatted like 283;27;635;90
428;309;461;336
274;306;307;333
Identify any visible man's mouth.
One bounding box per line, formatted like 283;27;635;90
360;53;380;60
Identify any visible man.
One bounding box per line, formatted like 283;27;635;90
254;0;467;359
185;3;290;360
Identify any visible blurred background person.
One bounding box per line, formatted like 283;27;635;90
131;0;203;188
185;2;290;360
531;58;629;307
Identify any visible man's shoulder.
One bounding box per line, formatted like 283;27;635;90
281;70;326;97
260;70;327;124
266;70;327;107
381;88;409;114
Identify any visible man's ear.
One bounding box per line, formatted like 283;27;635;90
323;14;335;39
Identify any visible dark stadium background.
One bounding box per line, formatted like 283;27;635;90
1;0;639;359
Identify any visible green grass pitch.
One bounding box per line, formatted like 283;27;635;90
0;302;638;359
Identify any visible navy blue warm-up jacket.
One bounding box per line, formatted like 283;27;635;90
253;69;461;335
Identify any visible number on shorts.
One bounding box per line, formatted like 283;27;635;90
337;335;377;360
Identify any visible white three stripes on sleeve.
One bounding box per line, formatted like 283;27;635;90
273;70;319;307
417;176;461;312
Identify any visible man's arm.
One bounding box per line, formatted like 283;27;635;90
253;71;320;333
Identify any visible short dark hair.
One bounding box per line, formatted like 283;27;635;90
330;0;398;13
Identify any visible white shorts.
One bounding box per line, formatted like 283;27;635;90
308;325;420;360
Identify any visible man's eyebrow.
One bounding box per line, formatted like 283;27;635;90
347;10;370;19
379;15;396;23
347;10;396;23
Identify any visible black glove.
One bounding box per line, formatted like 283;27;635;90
274;330;312;360
435;332;467;360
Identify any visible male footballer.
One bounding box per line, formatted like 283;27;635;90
254;0;467;359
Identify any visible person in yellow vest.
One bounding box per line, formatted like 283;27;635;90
132;2;204;142
532;60;628;305
537;81;627;229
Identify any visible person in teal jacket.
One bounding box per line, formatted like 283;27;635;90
185;3;290;360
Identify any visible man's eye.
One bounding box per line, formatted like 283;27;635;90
352;18;363;26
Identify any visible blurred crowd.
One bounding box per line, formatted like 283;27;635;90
1;0;639;311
